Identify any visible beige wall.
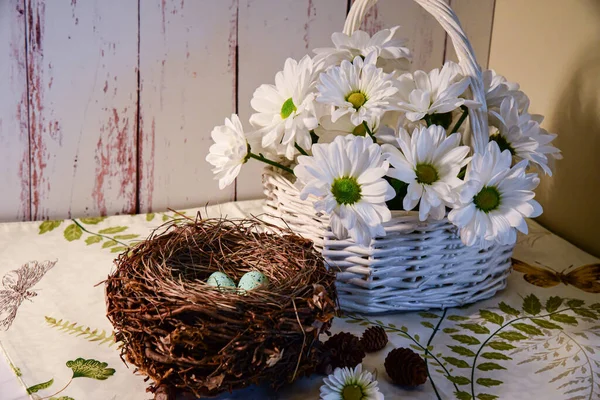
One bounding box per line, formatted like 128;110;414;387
489;0;600;257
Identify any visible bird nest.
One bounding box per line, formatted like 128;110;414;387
104;216;337;399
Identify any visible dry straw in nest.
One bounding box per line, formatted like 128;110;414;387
105;216;338;399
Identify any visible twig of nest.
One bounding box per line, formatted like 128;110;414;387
105;216;338;399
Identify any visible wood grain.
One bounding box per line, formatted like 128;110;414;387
446;0;495;68
138;0;238;213
236;0;348;200
0;0;30;221
25;0;138;220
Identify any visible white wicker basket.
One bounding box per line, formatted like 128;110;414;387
262;0;515;314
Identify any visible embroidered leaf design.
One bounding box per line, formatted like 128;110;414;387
421;321;435;329
530;318;562;330
476;378;503;387
146;213;155;221
448;345;476;357
39;220;62;234
550;313;578;325
443;357;470;368
481;352;512;360
572;308;597;320
498;302;519;316
446;375;471;385
523;294;541;315
512;323;543;336
50;397;75;400
454;390;472;400
26;378;54;394
487;341;516;351
590;303;600;310
102;240;118;248
448;315;470;321
111;246;128;253
497;331;527;341
98;226;128;234
64;224;83;241
451;335;481;345
419;312;439;319
443;328;459;334
66;358;115;380
113;234;139;240
567;299;585;308
45;316;115;347
477;362;506;371
545;296;563;312
480;310;504;325
9;361;21;377
459;323;490;335
476;394;499;400
79;217;106;225
85;236;102;245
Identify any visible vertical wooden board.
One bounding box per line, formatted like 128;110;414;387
0;0;30;222
138;0;237;213
236;0;348;200
358;0;447;72
445;0;495;68
26;0;138;220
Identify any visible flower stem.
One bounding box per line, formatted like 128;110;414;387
450;105;469;134
362;121;377;143
40;378;72;399
294;143;309;156
248;152;294;175
72;219;128;247
470;308;575;399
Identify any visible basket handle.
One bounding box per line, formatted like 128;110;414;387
343;0;489;154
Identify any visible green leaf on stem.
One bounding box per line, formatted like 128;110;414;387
459;323;490;335
480;310;504;325
522;294;542;315
545;296;563;312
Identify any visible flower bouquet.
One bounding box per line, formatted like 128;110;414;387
206;0;560;313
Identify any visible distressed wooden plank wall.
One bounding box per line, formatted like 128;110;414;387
0;0;496;221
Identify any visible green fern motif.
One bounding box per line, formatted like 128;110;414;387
45;316;116;347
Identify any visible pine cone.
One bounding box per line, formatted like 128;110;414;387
322;332;365;370
384;348;428;387
361;326;388;352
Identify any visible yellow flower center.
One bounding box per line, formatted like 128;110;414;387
280;98;297;119
352;123;367;137
474;186;501;213
341;384;364;400
415;163;439;185
347;92;367;109
331;177;362;205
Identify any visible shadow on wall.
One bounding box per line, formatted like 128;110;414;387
536;3;600;258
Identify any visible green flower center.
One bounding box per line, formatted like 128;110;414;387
489;133;515;155
415;163;439;185
474;186;501;213
280;98;297;119
342;384;364;400
347;92;367;109
427;111;454;129
352;123;367;136
331;177;362;205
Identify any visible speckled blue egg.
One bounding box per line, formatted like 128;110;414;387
206;271;236;292
237;271;269;293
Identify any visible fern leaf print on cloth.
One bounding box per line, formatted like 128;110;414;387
0;260;57;330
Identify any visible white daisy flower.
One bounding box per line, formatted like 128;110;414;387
483;69;529;111
317;53;399;127
315;114;386;143
395;61;479;125
205;114;248;189
382;125;471;221
249;55;321;160
314;26;411;73
294;135;395;246
449;141;543;248
319;364;384;400
489;97;560;175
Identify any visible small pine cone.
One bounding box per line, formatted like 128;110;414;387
384;348;428;387
323;332;365;369
361;326;388;352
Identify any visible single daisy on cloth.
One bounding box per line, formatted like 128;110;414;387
449;140;543;248
395;61;479;125
314;26;411;73
319;364;384;400
249;55;321;159
382;125;471;221
205;114;249;189
317;53;399;127
294;135;395;246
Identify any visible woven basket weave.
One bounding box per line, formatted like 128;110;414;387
263;0;515;314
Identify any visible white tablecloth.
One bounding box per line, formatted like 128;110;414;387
0;200;598;400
